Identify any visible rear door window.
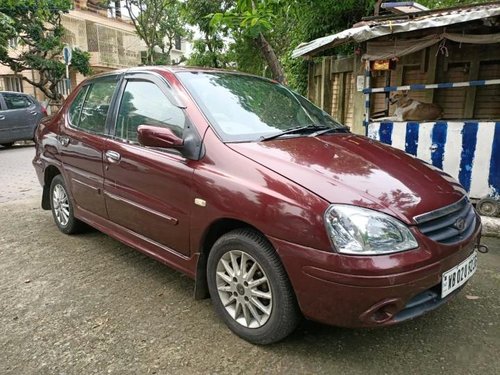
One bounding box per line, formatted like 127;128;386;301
77;80;118;135
68;86;90;127
3;93;31;110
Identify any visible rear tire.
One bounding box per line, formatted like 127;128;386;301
207;228;301;344
49;175;85;234
1;142;14;148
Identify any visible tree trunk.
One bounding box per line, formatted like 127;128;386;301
374;0;384;15
114;1;121;18
204;33;219;68
255;32;285;84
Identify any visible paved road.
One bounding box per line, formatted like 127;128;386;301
0;145;499;374
0;144;40;203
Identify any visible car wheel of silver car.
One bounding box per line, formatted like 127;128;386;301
49;175;84;234
1;142;14;148
207;228;301;344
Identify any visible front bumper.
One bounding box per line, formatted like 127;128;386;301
269;223;481;328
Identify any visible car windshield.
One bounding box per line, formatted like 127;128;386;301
177;71;346;142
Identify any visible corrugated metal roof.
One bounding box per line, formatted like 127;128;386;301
292;2;500;58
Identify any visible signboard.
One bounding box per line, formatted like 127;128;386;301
356;75;365;92
371;59;396;71
63;46;72;95
63;46;72;65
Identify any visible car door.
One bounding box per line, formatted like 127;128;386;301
23;95;44;139
103;73;193;256
0;92;31;142
0;94;10;143
59;76;120;218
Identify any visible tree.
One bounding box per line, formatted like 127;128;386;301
211;0;289;83
124;0;188;65
183;0;232;68
283;0;376;94
0;0;91;100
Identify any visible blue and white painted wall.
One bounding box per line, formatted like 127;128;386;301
368;121;500;200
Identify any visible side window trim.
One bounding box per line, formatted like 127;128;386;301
0;94;5;110
69;75;121;136
104;73;124;136
110;74;184;142
67;84;91;129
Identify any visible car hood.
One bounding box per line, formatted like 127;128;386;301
228;133;465;224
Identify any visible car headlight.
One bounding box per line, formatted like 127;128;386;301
324;205;418;255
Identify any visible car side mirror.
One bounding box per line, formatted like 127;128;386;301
137;125;184;149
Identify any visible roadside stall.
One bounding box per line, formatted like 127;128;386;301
293;3;500;215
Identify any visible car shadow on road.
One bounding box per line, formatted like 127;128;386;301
57;226;496;375
0;143;34;152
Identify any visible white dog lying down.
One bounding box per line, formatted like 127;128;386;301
374;91;443;121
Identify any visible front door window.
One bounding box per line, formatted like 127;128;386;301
115;80;186;142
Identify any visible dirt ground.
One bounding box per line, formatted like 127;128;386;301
0;145;499;374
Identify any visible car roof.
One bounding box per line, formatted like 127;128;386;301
84;66;274;82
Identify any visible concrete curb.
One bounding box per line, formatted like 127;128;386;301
481;216;500;238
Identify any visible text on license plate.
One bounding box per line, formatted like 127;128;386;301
441;251;477;298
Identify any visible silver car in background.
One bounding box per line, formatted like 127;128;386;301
0;91;46;148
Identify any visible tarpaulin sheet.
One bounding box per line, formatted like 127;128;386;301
292;3;500;58
363;32;500;60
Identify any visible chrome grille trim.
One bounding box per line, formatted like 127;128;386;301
413;196;468;224
414;196;477;245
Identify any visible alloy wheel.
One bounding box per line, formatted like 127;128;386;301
216;250;273;328
52;184;70;227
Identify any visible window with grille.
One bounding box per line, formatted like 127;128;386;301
56;80;70;97
3;76;23;92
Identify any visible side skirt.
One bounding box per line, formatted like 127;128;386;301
73;206;199;280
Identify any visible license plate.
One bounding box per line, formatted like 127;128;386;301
441;251;477;298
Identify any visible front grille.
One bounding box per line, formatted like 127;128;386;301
414;196;477;245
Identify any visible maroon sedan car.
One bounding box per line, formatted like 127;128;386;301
33;67;481;344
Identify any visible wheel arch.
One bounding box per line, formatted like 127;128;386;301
194;218;268;300
41;165;62;210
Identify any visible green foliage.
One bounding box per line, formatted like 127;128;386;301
71;48;92;76
418;0;491;8
124;0;189;65
206;0;375;89
0;0;91;100
0;11;14;44
188;38;231;68
191;0;484;93
210;0;290;82
228;32;267;76
183;0;232;68
210;0;285;37
281;0;376;94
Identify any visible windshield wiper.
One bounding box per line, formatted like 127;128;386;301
308;127;349;137
259;125;329;141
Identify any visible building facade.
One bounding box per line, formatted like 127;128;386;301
0;0;191;102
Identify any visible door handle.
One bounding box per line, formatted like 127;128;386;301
57;135;70;147
30;111;38;116
105;150;121;163
0;115;5;120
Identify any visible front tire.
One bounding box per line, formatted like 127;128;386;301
49;175;84;234
207;229;300;344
